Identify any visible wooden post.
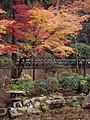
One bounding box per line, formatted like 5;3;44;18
32;56;35;80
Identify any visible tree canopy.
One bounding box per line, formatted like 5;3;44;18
0;8;18;56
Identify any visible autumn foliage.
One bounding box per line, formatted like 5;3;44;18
0;8;18;55
71;0;90;11
7;0;89;58
0;0;89;58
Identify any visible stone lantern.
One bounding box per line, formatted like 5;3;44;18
6;90;25;107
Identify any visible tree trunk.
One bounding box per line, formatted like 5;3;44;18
11;0;17;79
56;0;60;10
25;0;32;6
11;0;29;79
17;57;27;78
75;38;80;74
76;53;80;74
83;58;87;76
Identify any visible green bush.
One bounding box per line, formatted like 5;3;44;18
58;73;83;94
34;77;59;95
35;79;48;95
47;77;59;93
8;72;87;96
16;80;35;92
59;69;73;77
9;80;35;94
85;75;90;90
80;74;90;94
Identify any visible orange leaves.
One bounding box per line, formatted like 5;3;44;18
17;5;89;58
0;8;18;55
0;8;7;39
0;20;14;34
27;5;88;39
83;0;90;11
54;46;74;58
0;8;6;14
0;19;15;41
0;8;15;39
72;0;90;11
5;2;89;58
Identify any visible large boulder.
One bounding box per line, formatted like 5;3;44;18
82;92;90;109
46;93;65;109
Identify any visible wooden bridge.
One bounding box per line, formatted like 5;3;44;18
0;59;90;68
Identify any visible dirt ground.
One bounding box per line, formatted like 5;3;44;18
1;107;90;120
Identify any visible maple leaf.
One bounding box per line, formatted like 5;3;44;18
6;2;90;58
0;8;6;14
0;44;19;56
72;0;90;11
0;8;18;55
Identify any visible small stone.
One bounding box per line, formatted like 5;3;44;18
34;102;41;109
82;92;90;109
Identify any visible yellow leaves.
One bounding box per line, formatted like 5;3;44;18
0;8;15;36
17;73;32;80
43;38;74;58
0;19;14;33
19;43;32;53
0;44;5;48
0;20;8;34
0;9;7;34
15;5;89;58
0;44;5;55
0;19;15;39
27;5;87;41
54;46;74;58
28;8;52;25
53;45;74;53
0;8;6;14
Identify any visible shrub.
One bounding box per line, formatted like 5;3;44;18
35;79;48;95
58;73;83;94
80;74;90;94
59;69;73;77
34;77;59;95
85;74;90;91
9;80;35;95
47;77;59;93
16;80;35;93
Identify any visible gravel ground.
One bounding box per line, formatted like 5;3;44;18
1;107;90;120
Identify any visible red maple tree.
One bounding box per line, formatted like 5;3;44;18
3;0;89;79
0;8;19;56
7;0;89;58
